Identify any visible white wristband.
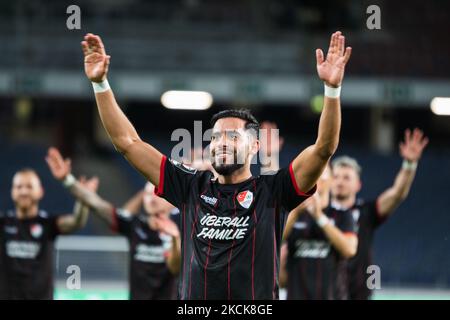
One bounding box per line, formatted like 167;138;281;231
316;215;330;228
62;174;76;188
324;84;341;98
402;159;418;171
92;79;110;93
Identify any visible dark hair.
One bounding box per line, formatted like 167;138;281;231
210;109;260;138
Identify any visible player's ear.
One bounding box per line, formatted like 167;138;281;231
356;179;362;193
251;139;260;156
38;186;45;201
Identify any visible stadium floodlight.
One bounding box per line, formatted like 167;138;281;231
430;97;450;116
161;90;213;110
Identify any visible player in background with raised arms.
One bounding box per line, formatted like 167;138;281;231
0;168;90;299
46;147;181;299
333;128;428;299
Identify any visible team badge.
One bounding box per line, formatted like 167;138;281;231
30;223;43;238
236;190;253;209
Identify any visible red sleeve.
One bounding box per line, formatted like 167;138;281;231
154;155;167;197
288;162;317;197
110;208;119;233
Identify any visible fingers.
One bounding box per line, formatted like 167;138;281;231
328;32;337;55
104;55;111;74
412;128;429;149
404;128;411;144
81;41;89;56
338;35;345;56
343;47;352;64
83;33;106;56
316;49;324;66
65;159;72;171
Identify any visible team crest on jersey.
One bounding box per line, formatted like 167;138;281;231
30;223;43;238
236;190;253;209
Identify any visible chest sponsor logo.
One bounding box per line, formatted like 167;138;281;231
236;190;253;209
30;223;43;239
4;226;18;234
6;241;41;259
294;240;331;259
200;194;218;206
134;244;166;263
197;213;250;241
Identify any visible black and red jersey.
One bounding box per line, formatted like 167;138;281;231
285;204;356;300
111;208;180;300
0;210;60;299
154;156;315;300
347;198;387;300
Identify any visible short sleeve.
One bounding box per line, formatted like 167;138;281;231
154;156;199;208
269;162;316;212
111;208;134;236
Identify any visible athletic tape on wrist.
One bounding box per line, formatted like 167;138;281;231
63;174;76;188
316;215;330;228
402;159;418;171
92;79;110;93
324;84;341;98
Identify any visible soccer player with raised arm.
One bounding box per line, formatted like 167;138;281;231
0;169;90;299
80;31;352;299
45;147;181;300
330;128;428;299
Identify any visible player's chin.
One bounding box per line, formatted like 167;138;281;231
212;163;244;176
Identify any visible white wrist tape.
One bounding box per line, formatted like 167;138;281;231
316;215;330;228
324;84;341;98
92;79;110;93
402;160;418;171
63;174;76;188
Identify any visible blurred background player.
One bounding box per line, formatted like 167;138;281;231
280;166;357;300
0;168;90;299
330;128;429;300
46;147;181;300
261;123;358;300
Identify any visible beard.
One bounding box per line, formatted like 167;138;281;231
334;193;351;201
211;147;246;176
212;162;245;176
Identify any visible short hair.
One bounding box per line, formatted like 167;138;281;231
210;109;260;138
13;168;41;185
331;156;362;176
15;168;39;177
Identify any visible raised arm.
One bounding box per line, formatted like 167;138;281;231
153;215;181;275
308;194;357;258
81;33;163;185
377;128;428;217
292;31;351;193
122;189;144;215
57;200;90;234
282;202;308;241
46;147;116;226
